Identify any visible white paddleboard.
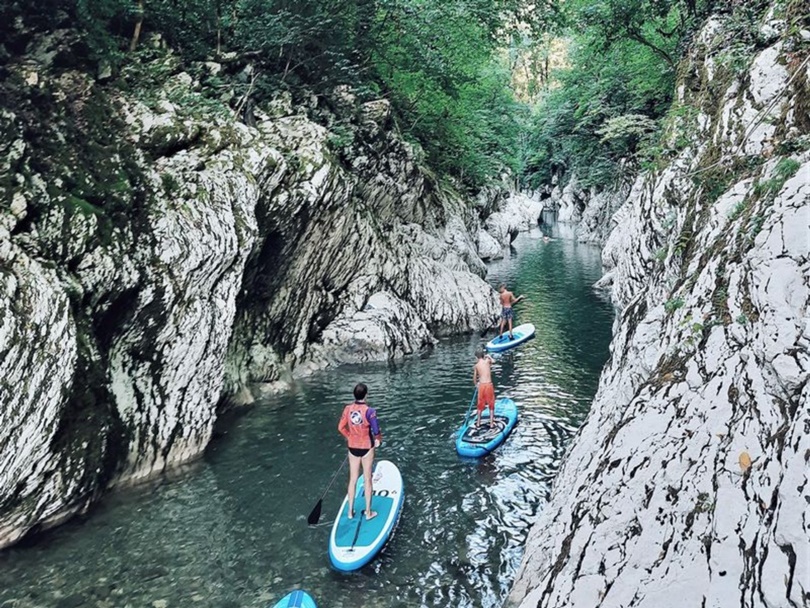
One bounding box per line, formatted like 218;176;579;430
328;459;404;572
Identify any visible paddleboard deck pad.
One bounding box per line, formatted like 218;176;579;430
456;397;518;458
485;323;536;353
329;459;404;572
271;590;317;608
459;415;510;442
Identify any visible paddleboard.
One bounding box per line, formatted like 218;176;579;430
456;397;518;458
271;590;317;608
328;459;404;572
485;323;535;353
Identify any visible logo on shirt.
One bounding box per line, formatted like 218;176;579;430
350;410;363;425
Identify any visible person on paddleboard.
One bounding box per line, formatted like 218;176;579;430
473;348;496;429
338;383;382;520
498;284;526;340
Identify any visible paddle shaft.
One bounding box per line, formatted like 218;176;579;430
464;386;479;423
325;453;348;494
307;453;348;525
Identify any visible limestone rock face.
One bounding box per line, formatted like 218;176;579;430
223;113;499;394
510;7;809;608
575;180;632;244
484;191;544;247
548;173;630;246
477;228;504;261
555;175;586;224
0;54;498;546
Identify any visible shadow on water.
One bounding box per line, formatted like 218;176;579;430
0;227;613;608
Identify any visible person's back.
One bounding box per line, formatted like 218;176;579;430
472;348;496;429
497;284;525;338
337;383;381;520
474;357;493;384
499;289;514;308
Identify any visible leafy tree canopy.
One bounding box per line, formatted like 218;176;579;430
2;0;729;192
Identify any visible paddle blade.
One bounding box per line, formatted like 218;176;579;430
307;499;323;526
480;317;500;338
479;323;495;338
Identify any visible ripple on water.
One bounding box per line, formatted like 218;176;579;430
0;228;613;608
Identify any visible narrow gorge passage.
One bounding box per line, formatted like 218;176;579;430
0;226;613;608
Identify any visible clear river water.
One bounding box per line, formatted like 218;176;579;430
0;224;614;608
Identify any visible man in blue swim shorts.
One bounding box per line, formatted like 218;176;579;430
498;283;525;340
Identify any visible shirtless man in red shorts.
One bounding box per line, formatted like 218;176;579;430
473;348;496;429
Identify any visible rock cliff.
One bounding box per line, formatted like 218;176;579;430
548;171;632;245
0;39;506;547
510;5;809;607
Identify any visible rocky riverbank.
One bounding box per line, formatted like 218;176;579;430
509;4;809;607
0;34;539;548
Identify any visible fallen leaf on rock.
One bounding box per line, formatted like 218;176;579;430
739;451;752;472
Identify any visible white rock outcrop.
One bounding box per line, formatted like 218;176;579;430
0;54;499;546
510;7;809;608
483;191;544;247
555;174;586;224
547;171;629;245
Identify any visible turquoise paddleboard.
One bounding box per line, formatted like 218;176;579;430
271;590;317;608
328;459;404;572
456;397;518;458
485;323;535;353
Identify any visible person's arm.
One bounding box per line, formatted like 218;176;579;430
338;408;350;440
486;355;495;365
473;365;479;385
511;293;525;304
367;408;382;447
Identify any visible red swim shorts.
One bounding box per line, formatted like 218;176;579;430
477;382;495;412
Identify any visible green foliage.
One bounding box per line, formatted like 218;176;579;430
523;25;680;188
234;0;377;87
362;0;543;186
746;213;765;241
665;297;684;313
727;199;748;221
597;114;658;145
698;166;734;204
674;226;693;256
753;157;801;200
327;121;355;151
521;0;715;190
161;172;180;196
5;0;555;189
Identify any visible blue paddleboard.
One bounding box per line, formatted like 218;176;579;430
485;323;535;353
328;459;404;572
271;590;317;608
456;397;518;458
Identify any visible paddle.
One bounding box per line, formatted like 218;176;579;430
463;386;479;425
307;454;348;526
479;318;500;338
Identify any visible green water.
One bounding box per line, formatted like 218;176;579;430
0;226;614;608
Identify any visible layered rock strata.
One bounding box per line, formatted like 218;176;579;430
549;173;631;245
510;7;809;608
0;44;502;547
